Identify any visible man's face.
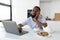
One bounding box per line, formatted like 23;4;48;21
32;7;40;18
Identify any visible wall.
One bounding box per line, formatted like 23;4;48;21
12;0;40;24
40;0;60;19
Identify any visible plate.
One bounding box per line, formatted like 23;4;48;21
37;32;52;38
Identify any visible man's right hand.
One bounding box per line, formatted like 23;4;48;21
18;24;23;33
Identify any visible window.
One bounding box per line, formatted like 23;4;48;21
0;0;12;22
27;9;32;18
0;5;10;20
0;0;10;5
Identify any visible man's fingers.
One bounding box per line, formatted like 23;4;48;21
18;26;22;33
42;23;47;27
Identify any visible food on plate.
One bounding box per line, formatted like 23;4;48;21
37;32;48;36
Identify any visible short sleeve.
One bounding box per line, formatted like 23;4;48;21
21;18;30;25
41;17;46;23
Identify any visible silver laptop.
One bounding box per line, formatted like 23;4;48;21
2;21;28;35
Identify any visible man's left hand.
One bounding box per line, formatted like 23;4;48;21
32;18;38;22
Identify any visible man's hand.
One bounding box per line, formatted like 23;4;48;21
32;18;42;28
42;23;47;28
18;24;23;33
32;14;38;22
32;18;38;22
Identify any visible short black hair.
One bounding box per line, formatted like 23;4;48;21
34;6;41;11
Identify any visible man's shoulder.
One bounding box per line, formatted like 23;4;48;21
39;15;46;19
27;17;32;20
38;15;46;23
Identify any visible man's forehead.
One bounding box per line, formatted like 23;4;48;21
33;7;39;11
33;7;38;9
32;6;41;11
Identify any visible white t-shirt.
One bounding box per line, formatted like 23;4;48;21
21;15;46;29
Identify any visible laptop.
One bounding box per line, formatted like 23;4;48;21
2;21;28;35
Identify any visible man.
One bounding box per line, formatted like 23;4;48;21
18;6;47;32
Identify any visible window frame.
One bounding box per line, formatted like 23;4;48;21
0;0;12;22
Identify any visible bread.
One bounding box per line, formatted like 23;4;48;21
37;32;48;36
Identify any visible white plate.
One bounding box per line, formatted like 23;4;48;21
37;33;52;38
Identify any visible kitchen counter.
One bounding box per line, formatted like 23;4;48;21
0;21;60;40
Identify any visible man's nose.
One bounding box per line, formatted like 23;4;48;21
32;12;35;15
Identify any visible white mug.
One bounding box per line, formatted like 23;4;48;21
33;27;40;32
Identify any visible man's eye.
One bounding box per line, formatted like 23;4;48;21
33;10;38;12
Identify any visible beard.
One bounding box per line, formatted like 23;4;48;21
30;14;36;18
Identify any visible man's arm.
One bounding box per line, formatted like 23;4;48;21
33;18;47;28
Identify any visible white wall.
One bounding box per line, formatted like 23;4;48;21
12;0;40;24
40;0;60;19
40;2;51;18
